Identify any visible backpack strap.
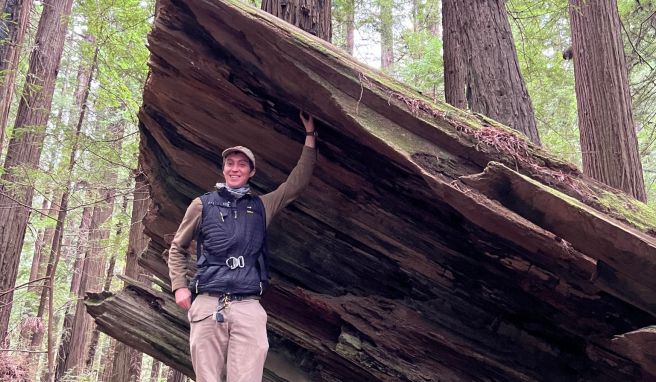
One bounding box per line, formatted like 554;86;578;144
251;196;270;289
197;191;218;267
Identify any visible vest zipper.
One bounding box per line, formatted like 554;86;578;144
195;280;199;294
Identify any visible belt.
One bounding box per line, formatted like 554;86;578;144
201;292;260;302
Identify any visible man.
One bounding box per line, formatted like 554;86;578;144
167;112;317;381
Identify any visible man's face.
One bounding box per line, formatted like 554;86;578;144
223;152;255;188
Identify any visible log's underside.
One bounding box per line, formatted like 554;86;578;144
85;0;656;380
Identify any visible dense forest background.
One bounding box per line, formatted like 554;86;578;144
0;0;654;380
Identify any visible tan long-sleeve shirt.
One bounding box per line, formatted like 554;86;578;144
167;146;316;291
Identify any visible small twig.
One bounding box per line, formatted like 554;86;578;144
0;348;48;353
0;277;50;297
620;18;654;70
356;72;366;114
0;191;59;222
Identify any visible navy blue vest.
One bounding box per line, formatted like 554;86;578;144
192;189;269;295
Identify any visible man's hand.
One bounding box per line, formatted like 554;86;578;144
175;288;192;310
300;111;315;133
300;111;316;148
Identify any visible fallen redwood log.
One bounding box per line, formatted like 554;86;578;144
460;161;656;316
86;0;656;380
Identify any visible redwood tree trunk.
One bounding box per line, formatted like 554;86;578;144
569;0;647;202
54;206;93;382
261;0;331;41
0;0;32;152
41;46;97;382
167;367;186;382
150;360;161;382
61;116;121;376
60;197;113;376
0;0;75;343
447;0;540;144
380;0;394;70
26;196;59;355
99;338;116;381
442;0;466;109
27;197;51;292
110;172;150;382
29;41;96;353
84;119;125;372
345;0;354;55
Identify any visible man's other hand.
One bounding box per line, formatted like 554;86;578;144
175;288;192;310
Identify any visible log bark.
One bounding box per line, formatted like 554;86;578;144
460;162;656;315
569;0;647;201
86;280;194;378
85;0;656;380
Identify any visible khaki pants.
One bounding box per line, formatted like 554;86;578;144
188;294;269;382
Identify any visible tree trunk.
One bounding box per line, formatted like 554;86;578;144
569;0;647;202
70;203;93;293
60;198;113;376
345;0;354;55
98;337;116;381
37;46;97;382
35;197;61;284
167;367;186;382
442;0;466;109
28;197;51;292
53;207;92;382
0;0;74;343
150;360;161;382
62;114;121;376
0;0;32;153
448;0;540;144
261;0;331;41
83;117;125;372
379;0;393;70
110;172;150;382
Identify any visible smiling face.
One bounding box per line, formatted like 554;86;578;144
223;152;255;188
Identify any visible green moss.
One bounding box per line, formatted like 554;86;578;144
506;162;656;232
345;97;436;155
597;191;656;232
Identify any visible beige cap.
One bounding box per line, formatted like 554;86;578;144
222;146;256;169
